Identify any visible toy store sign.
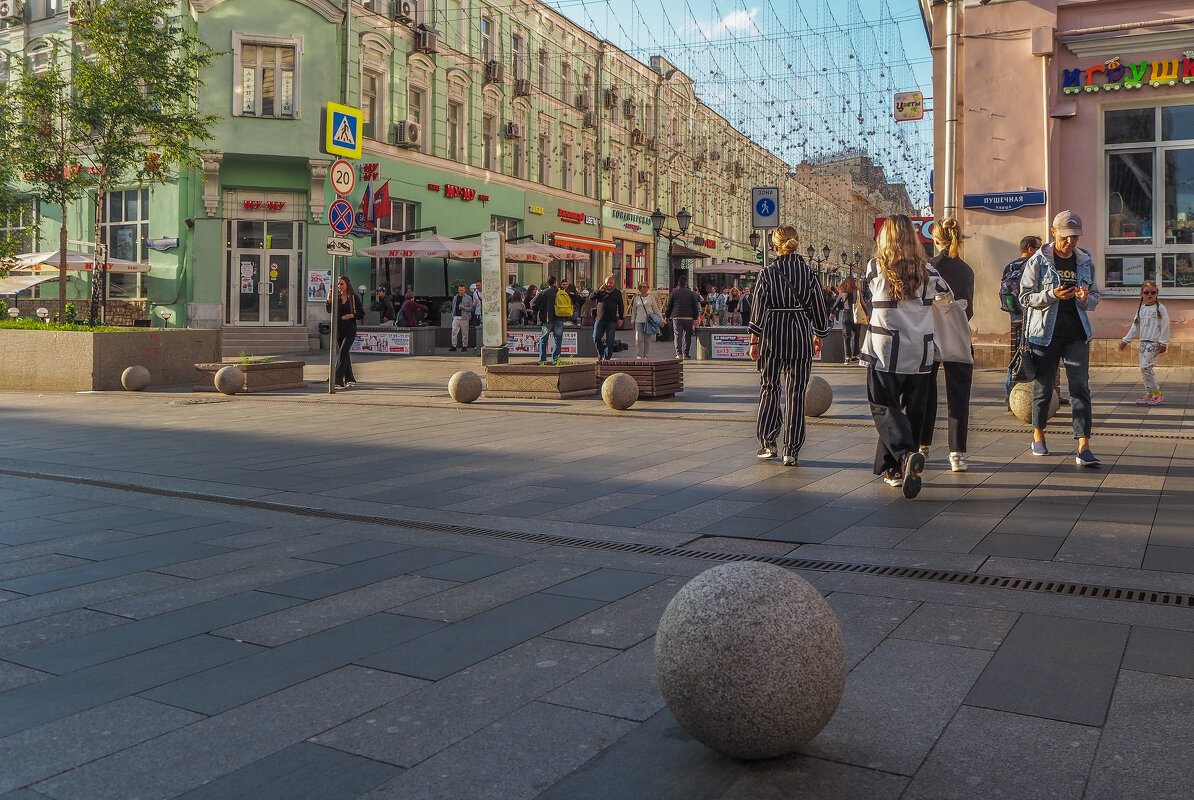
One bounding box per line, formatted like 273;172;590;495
1063;52;1194;94
605;208;651;232
426;183;490;202
558;208;598;225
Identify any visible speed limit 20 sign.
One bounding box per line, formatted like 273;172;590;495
330;159;356;197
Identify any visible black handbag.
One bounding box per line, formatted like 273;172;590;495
1009;327;1036;383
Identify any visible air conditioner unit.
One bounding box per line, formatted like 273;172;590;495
637;170;648;182
1;0;25;22
514;78;531;96
623;99;636;118
415;24;438;53
630;129;645;147
395;119;422;148
395;0;416;23
503;121;524;139
646;138;658;152
583;111;596;128
575;93;590;111
603;88;618;110
484;60;504;84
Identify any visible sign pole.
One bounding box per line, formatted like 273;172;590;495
328;255;338;394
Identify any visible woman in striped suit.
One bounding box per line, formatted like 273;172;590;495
747;225;831;466
860;215;953;499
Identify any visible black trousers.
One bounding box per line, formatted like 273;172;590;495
335;333;356;385
842;321;862;358
868;369;931;475
672;319;694;356
756;356;813;457
920;360;973;453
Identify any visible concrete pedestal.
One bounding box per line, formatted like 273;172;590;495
480;345;509;366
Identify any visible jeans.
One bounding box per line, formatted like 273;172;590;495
672;319;694;356
1030;336;1091;438
539;320;565;362
593;320;618;360
842;321;862;359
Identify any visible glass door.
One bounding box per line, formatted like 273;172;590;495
229;220;302;325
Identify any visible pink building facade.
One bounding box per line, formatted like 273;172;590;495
923;0;1194;360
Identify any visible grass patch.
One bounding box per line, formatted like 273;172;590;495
0;320;122;332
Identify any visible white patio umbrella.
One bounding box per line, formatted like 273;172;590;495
503;243;558;264
11;249;149;273
520;242;590;261
357;235;482;260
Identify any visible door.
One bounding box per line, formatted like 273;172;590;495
229;220;302;325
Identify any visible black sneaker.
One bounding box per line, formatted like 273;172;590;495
448;347;457;352
902;451;925;499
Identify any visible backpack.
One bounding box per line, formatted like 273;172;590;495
1000;257;1028;313
554;288;573;318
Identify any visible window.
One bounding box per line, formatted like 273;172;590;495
482;113;496;171
538;46;550;92
491;216;518;240
560;59;572;103
584;151;595;198
447;101;463;162
538;134;549;185
375;201;418;296
512;140;525;180
512;31;526;81
1104;102;1194;292
408;86;426;153
234;35;300;119
481;13;495;63
444;0;464;51
0;200;37;253
560;142;573;192
362;70;381;140
100;189;150;299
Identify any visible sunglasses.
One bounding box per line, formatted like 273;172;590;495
1142;290;1158;295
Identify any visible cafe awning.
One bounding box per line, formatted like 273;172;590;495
694;261;757;274
550;232;616;252
0;274;59;294
667;244;713;259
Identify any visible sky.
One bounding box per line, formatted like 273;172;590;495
541;0;934;206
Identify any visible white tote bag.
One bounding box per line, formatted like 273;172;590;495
931;296;974;364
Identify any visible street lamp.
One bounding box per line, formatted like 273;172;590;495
748;230;760;252
36;307;49;325
651;208;691;287
7;307;19;320
158;307;174;328
806;245;832;284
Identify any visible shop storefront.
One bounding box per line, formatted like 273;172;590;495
223;190;308;327
524;192;602;288
603;207;656;289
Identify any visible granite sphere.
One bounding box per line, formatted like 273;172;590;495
655;562;846;760
804;374;833;417
213;365;244;395
1009;381;1060;424
601;372;639;410
448;370;483;403
121;365;151;391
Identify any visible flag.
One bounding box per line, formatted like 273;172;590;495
360;183;375;230
373;181;391;220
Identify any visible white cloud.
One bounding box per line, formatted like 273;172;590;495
689;8;762;39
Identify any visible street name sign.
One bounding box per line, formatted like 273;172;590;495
962;191;1046;213
751;186;780;229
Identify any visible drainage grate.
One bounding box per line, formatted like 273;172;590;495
4;467;1193;608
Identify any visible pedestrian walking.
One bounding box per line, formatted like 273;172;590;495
746;224;831;467
591;275;625;361
922;217;976;472
860;215;952;498
838;276;864;363
628;281;662;359
1020;210;1102;466
739;286;753;327
532;275;567;364
1119;280;1170;405
1000;235;1042;399
326;275;364;388
664;274;702;359
448;284;474;351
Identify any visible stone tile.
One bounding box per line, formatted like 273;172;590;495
586;507;672;527
0;661;49;693
536;709;747;800
823;524;916;548
902;706;1099;800
0;790;52;799
1054;520;1149;568
685;537;796;557
0;572;185;628
895;511;1000;553
546;576;683;650
354;701;635;800
0;543;230;595
0;697;202;795
543;638;662;721
965;613;1128;726
173;742;400;800
149;532;361;580
801;638;992;775
411;553;528;583
1122;625;1194;679
971;532;1063;561
720;755;908;800
693;514;783;538
1085;670;1194;800
639;500;760;533
0;555;92;582
1142;545;1194;574
8;591;300;674
315;637;615;768
260;547;469;600
0;635;261;738
295;540;411;565
824;591;920;669
361;593;605;680
0;609;129;658
59;523;259;562
32;666;421;800
215;575;452;646
758;506;870;544
144;613;442;714
891;603;1019;651
543;568;667;602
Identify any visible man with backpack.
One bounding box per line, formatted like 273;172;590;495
532;275;568;364
1001;235;1041;397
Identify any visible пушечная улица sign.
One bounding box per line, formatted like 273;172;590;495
962;191;1046;213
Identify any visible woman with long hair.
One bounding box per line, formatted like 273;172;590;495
922;217;976;472
860;215;952;498
837;276;864;362
746;224;831;466
325;275;364;388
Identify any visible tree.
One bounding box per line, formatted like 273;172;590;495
71;0;220;322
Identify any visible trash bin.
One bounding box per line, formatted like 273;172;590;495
318;322;330;350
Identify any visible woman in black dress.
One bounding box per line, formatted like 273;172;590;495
326;276;363;388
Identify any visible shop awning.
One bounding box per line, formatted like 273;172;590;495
694;261;757;274
551;232;617;252
667;244;713;259
0;274;59;294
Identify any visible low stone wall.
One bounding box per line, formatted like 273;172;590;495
484;363;597;399
193;361;307;393
0;329;221;391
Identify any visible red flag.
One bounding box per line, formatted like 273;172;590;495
373;180;391;220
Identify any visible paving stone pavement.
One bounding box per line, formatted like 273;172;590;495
1;354;1193;798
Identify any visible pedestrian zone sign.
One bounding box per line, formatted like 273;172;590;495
323;102;363;159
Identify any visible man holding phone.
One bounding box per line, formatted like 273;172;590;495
1019;210;1101;466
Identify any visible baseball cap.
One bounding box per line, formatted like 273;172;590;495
1052;210;1083;237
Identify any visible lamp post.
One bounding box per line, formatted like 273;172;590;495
806;245;831;284
158;307;174;329
7;307;19;321
36;307;49;325
651;207;691;288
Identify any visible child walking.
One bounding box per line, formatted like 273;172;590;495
1119;280;1170;405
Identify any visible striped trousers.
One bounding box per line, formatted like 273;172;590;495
756;356;813;458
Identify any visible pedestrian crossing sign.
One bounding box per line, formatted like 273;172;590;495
322;102;363;159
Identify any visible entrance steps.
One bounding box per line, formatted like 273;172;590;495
220;327;315;359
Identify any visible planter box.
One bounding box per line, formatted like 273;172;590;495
193;360;307;393
484;362;596;399
0;329;221;391
596;358;684;398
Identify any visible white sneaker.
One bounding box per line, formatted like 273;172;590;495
949;452;968;472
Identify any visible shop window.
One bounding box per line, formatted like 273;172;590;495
491;215;518;241
234;35;300;119
375;201;417;296
100;188;150;299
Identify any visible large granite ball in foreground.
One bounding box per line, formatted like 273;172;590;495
804;374;833;417
655;562;846;760
1009;382;1060;424
213;365;244;396
121;365;151;391
448;370;482;403
601;372;639;410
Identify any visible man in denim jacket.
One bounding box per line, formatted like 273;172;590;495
1019;210;1101;466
